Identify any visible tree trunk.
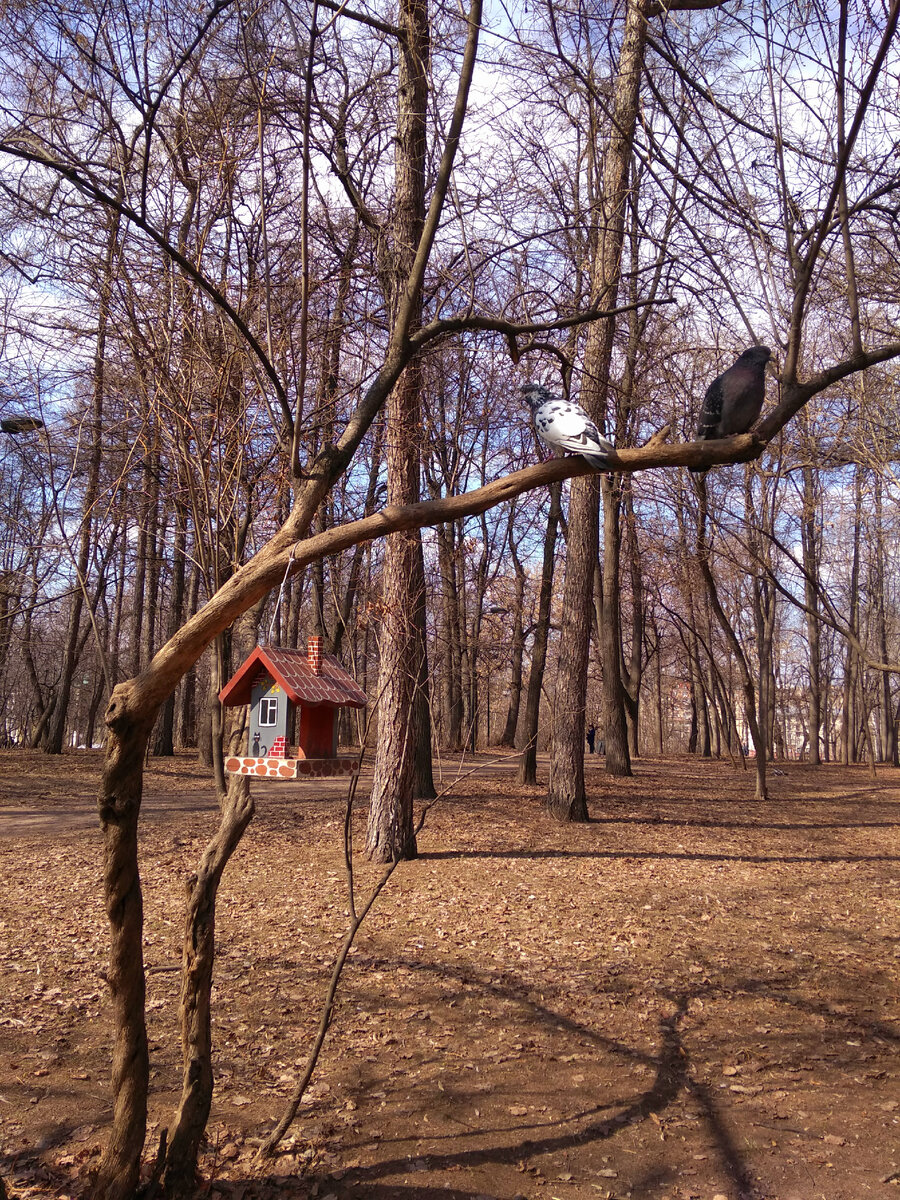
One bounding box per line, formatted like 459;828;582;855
464;537;489;751
676;484;710;757
498;542;526;748
547;0;647;805
872;474;897;764
85;670;108;751
366;0;431;858
140;446;162;672
411;535;436;798
840;468;862;765
366;388;424;860
163;712;255;1197
518;484;561;785
92;693;154;1200
129;467;151;680
695;481;767;800
436;522;464;750
546;475;597;821
600;477;632;776
155;513;188;757
801;461;822;765
621;478;644;759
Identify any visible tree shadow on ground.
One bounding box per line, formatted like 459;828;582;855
315;949;762;1200
336;992;757;1198
420;846;900;865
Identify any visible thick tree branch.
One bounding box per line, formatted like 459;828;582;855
314;0;405;38
409;296;674;348
648;0;725;12
124;430;760;715
757;342;900;441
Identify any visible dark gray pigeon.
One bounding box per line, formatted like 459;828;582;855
520;383;613;471
0;415;43;434
695;346;771;442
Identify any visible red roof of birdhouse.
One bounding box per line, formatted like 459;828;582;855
219;643;367;709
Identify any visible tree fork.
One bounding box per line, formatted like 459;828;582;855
88;434;762;1194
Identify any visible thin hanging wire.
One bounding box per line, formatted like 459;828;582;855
267;546;297;645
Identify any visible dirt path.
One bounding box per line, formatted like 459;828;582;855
0;749;520;837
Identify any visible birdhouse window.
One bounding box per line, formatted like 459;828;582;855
259;697;278;726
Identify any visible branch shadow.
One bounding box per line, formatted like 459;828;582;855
323;956;763;1200
337;992;756;1199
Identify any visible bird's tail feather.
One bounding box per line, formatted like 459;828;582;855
583;452;609;471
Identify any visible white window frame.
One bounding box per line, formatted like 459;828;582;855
258;696;278;726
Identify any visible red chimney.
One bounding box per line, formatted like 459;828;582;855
307;635;323;675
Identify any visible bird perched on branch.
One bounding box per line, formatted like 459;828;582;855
520;383;613;471
1;415;43;434
694;345;771;450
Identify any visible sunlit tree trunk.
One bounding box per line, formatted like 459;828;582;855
498;539;526;748
547;0;648;812
801;460;823;765
840;468;862;765
547;474;597;820
519;484;561;786
367;0;431;859
599;478;632;776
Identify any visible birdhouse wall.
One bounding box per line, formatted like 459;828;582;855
298;705;338;758
248;677;290;757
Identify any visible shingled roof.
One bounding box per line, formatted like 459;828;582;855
219;643;367;709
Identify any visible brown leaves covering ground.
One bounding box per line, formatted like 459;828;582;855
0;748;898;1200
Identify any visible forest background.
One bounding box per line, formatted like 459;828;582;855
1;0;900;1195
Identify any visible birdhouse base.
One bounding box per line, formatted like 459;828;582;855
225;755;360;779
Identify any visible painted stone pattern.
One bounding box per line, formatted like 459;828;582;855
224;756;360;778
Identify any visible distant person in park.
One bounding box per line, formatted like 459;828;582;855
586;724;596;754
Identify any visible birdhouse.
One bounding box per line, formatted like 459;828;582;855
219;637;367;779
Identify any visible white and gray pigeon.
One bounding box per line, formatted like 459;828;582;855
520;383;613;471
695;345;771;443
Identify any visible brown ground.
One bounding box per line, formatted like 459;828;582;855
0;748;898;1200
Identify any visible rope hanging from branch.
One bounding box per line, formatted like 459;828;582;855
267;546;297;644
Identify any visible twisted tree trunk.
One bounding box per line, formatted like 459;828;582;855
163;763;255;1197
92;693;155;1200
